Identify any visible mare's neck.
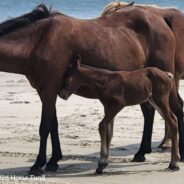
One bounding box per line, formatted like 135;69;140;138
78;66;110;89
0;18;51;75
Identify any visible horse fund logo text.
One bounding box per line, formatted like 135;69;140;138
0;175;45;182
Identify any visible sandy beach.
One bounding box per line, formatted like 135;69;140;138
0;72;184;184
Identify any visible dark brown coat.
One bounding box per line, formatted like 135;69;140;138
0;4;179;175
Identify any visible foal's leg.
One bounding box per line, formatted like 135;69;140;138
176;92;184;161
170;86;184;161
132;102;155;162
153;97;180;170
29;88;58;176
103;103;115;161
158;77;183;149
45;117;63;172
158;122;172;149
106;119;114;158
96;105;121;174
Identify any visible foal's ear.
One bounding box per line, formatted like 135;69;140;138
76;55;81;69
70;55;81;71
68;55;81;72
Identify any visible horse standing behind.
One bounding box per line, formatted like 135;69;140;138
60;58;179;173
101;1;184;163
102;1;160;16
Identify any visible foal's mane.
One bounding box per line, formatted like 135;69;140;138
0;4;52;36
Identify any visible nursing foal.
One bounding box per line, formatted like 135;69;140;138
59;58;179;174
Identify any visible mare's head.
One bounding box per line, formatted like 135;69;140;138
59;56;81;100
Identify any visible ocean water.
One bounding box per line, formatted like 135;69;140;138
0;0;183;21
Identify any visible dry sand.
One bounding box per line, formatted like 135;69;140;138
0;72;184;184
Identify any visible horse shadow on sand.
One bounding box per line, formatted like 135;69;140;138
0;141;172;178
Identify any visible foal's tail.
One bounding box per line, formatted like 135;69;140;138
166;72;174;80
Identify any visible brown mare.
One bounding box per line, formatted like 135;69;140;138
59;57;179;173
0;3;182;176
102;1;184;163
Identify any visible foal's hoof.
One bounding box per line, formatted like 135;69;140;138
95;162;108;175
45;163;59;172
28;168;43;176
131;154;146;162
168;163;179;171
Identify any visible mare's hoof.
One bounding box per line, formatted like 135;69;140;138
45;163;59;172
96;168;104;175
95;162;108;175
131;154;146;162
28;168;43;176
168;163;179;171
145;148;152;154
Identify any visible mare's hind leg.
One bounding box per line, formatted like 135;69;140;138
96;104;121;174
45;118;63;172
132;102;155;162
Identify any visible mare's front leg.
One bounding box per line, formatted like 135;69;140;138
29;88;58;176
132;102;155;162
45;116;63;172
96;104;121;174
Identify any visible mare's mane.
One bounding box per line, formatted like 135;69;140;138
0;4;53;36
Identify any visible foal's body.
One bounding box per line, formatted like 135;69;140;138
60;61;179;173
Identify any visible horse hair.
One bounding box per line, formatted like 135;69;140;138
0;4;50;36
